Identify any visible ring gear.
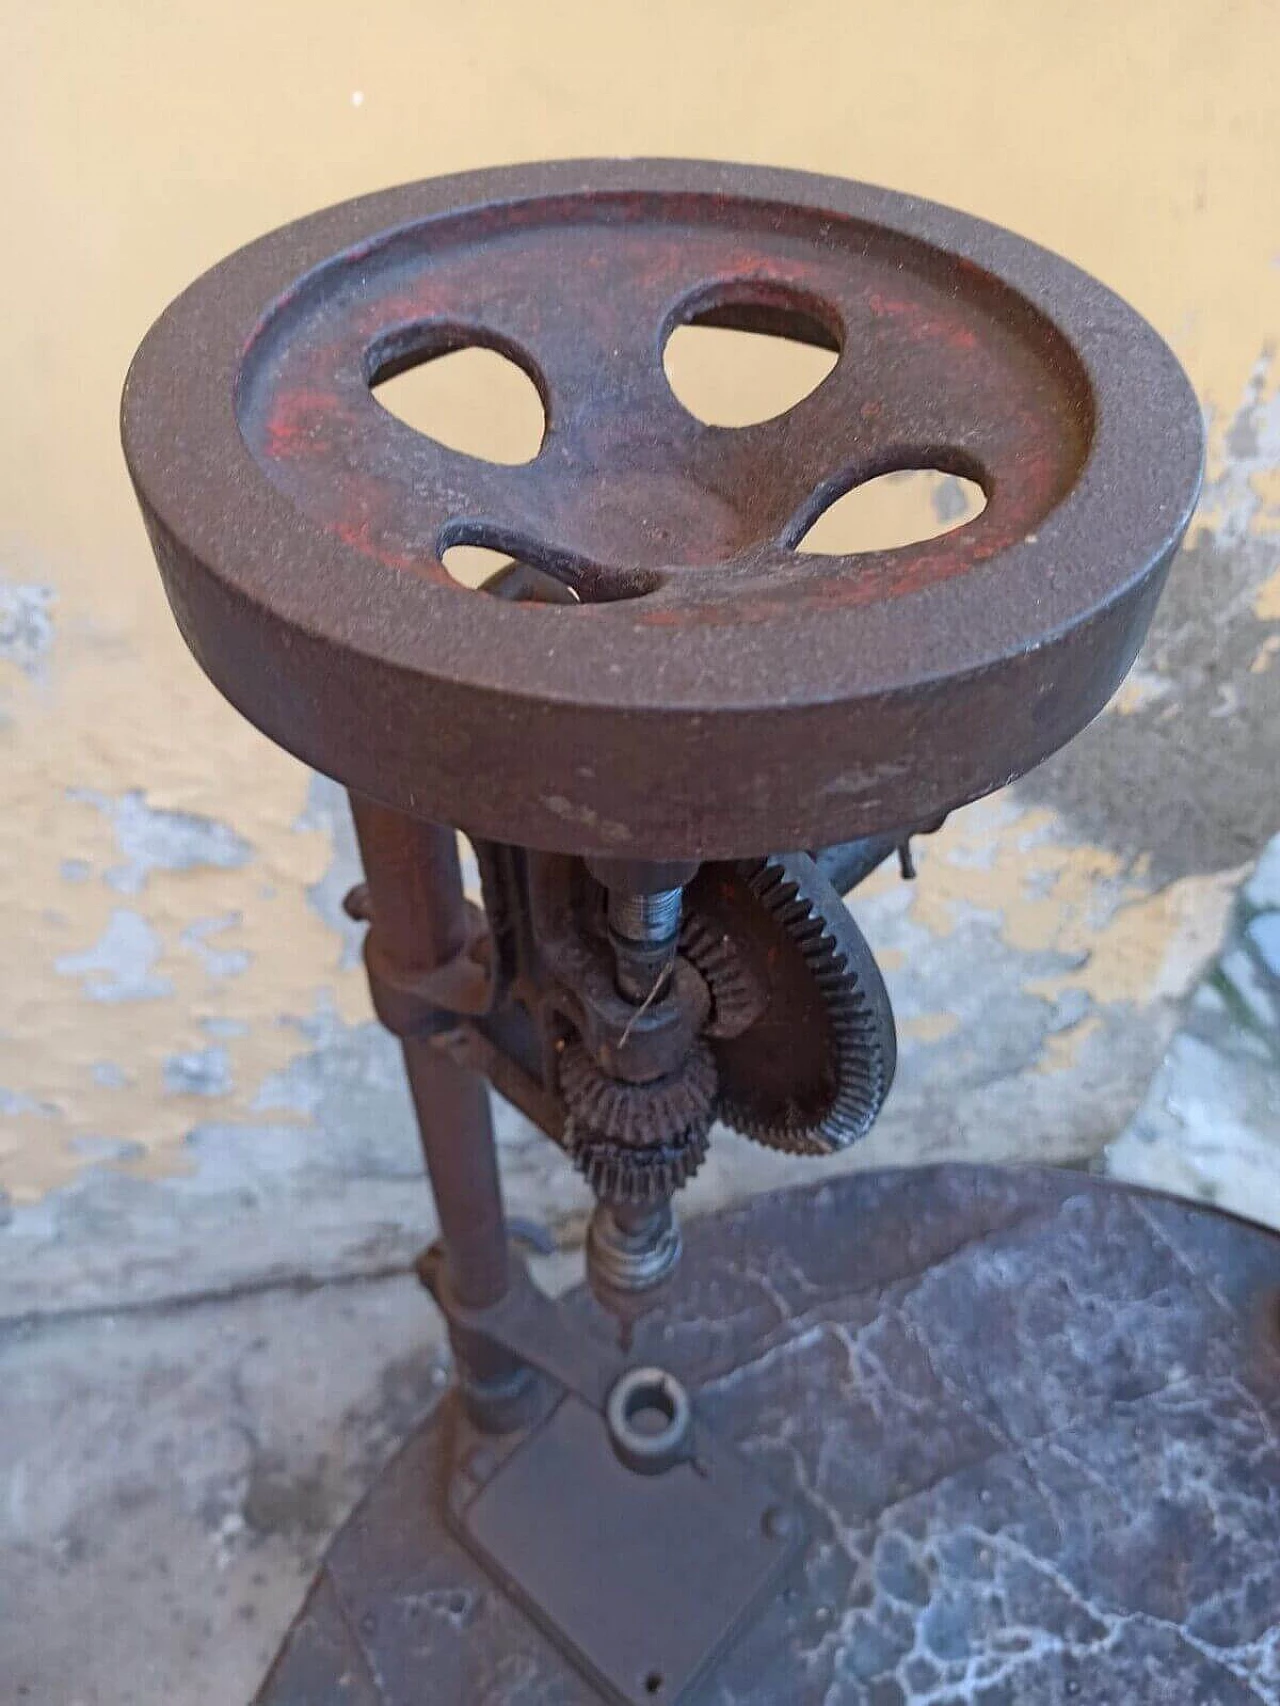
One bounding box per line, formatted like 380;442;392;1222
683;853;896;1157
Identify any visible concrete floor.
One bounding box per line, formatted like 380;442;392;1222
3;836;1277;1706
1107;835;1280;1225
3;1274;453;1704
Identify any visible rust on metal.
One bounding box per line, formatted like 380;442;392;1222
121;162;1213;1705
121;160;1203;860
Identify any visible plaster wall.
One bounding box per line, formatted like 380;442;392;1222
0;1;1276;1300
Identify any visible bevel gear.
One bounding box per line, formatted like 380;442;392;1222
558;1037;717;1205
683;853;896;1157
558;1038;717;1149
567;1127;711;1206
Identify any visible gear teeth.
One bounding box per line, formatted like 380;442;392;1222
559;1041;716;1149
727;854;895;1157
567;1126;710;1206
677;914;763;1038
557;1038;717;1205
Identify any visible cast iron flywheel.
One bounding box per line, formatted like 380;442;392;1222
122;161;1203;862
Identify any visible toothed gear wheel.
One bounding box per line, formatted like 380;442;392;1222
567;1126;711;1206
559;1040;716;1205
683;853;896;1157
678;914;763;1039
559;1039;717;1148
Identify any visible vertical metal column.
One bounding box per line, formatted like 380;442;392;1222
348;795;524;1408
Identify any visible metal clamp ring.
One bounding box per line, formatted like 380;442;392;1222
605;1367;692;1476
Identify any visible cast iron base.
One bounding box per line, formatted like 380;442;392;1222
256;1165;1280;1704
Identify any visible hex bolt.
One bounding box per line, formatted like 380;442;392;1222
342;881;372;922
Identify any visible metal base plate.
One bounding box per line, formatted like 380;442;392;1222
256;1165;1280;1704
453;1391;801;1705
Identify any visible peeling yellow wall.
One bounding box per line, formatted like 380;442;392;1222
1;1;1276;1200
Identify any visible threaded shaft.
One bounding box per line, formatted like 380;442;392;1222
607;886;683;945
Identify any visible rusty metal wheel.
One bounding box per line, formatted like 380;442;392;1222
123;161;1202;858
686;854;897;1156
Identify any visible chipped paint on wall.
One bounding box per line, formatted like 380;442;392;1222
855;793;1241;1090
163;1046;233;1099
1255;567;1280;622
55;908;174;1004
0;583;55;680
1106;835;1280;1224
0;0;1276;1230
0;702;371;1198
1109;668;1173;717
70;789;253;895
1200;348;1280;547
889;798;1240;1006
899;1012;961;1045
1034;1013;1105;1077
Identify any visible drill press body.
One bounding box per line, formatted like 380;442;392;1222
119;162;1260;1706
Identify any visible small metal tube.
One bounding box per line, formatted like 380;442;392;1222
348;795;523;1407
399;1039;510;1313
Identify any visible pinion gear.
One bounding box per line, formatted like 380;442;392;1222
678;914;764;1038
559;1039;716;1148
558;1038;716;1204
567;1126;710;1205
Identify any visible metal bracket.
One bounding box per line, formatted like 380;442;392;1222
362;902;493;1035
